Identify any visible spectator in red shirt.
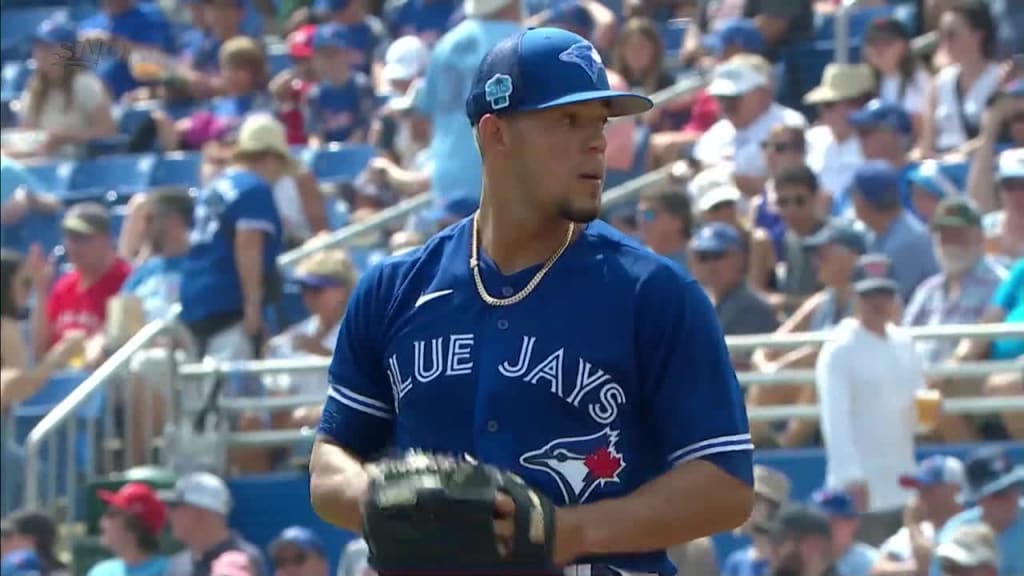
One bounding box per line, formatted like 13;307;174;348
30;202;131;361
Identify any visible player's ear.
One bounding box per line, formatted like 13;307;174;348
476;114;511;154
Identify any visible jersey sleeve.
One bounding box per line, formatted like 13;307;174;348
636;265;753;484
318;262;395;458
229;178;279;236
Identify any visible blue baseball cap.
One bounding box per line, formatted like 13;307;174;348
34;18;76;46
689;222;744;254
849;98;913;135
899;455;966;489
907;160;962;199
268;526;324;557
810;488;858;518
803;221;868;255
961;447;1024;502
851;253;899;294
706;19;765;56
312;23;354;51
847;161;903;208
465;28;652;126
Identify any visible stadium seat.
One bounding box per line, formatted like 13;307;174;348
66;153;159;199
267;43;292;77
116;105;157;137
150;151;202;188
1;60;33;102
23;160;74;194
305;144;375;184
0;210;63;255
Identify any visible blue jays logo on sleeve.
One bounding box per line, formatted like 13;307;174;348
520;427;625;503
485;74;513;110
558;41;604;82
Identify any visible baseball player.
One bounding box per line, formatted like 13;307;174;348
310;27;754;575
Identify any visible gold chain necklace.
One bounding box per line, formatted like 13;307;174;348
470;212;576;307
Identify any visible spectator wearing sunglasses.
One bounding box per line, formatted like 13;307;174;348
635;186;695;271
721;465;791;576
90;483;169;576
843;100;916;218
267;527;328;576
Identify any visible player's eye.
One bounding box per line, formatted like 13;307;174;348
553;449;571;462
562;113;578;128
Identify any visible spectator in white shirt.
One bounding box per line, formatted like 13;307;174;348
812;489;881;576
815;254;927;547
802;63;874;206
872;455;965;576
694;53;806;197
862;18;931;137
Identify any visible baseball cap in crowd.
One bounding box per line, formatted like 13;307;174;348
803;63;875;106
382;35;429;82
847;161;904;209
930;197;982;230
287;25;315;60
851;254;899;295
706;53;773;98
235;114;298;173
961;447;1024;503
849;99;913;135
33;18;76;46
160;471;233;516
754;465;791;505
899;455;966;489
545;1;596;40
696;184;742;213
761;503;832;540
62;202;111;236
688;165;735;202
689;222;744;254
705;19;765;56
464;0;515;17
864;17;911;44
465;28;651;126
935;524;999;568
907;160;962;200
293;249;357;290
802;221;868;255
313;23;355;51
997;148;1024;181
811;487;859;518
97;482;168;536
268;526;325;558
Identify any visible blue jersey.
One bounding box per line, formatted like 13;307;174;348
319;218;753;575
306;74;376;143
79;4;175;99
180;168;282;323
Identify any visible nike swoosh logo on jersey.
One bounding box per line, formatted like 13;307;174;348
415;289;453;308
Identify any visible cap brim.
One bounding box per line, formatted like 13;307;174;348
802;230;832;248
855;279;899;294
930;217;974;229
803;86;842;105
293;274;341;289
96;489;119;505
61;218;97;236
898;474;925;489
935;542;978;566
528;89;653;117
963;467;1024;501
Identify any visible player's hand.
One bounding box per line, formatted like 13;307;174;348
493;492;516;557
494;492;584;566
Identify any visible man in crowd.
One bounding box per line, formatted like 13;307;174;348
266;527;328;576
722;465;792;576
164;472;266;576
931;448;1024;576
764;504;839;576
636;186;694;270
872;455;965;575
844;100;915;215
811;489;879;576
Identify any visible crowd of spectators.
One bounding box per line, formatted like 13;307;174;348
1;0;1023;574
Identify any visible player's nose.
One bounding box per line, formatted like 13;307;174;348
586;128;607;154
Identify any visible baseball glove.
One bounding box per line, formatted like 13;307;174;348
362;451;557;575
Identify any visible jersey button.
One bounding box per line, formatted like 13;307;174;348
487;420;499;432
501;286;514;296
497;319;509;330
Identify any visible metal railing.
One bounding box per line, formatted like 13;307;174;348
22;307;195;512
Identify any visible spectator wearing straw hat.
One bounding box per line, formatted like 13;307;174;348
721;465;792;576
89;483;170;576
803;63;874;205
179;114;287;362
930;448;1024;576
934;524;999;576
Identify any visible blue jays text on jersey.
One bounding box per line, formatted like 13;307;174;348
179;168;283;323
319;218;753;576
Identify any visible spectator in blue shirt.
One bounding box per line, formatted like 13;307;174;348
78;0;175;100
843;100;917;216
930;447;1024;576
312;0;387;75
306;24;376;145
811;488;880;576
848;162;940;302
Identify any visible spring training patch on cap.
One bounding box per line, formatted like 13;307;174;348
485;74;513;110
559;42;603;81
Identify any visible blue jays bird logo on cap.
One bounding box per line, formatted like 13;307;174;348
559;41;604;81
485;74;513;110
520;427;626;503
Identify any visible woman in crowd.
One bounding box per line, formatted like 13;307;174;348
862;17;931;136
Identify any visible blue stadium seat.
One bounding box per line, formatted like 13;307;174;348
150;151;202;188
0;210;63;255
1;61;33;102
0;7;68;62
661;19;689;59
66;153;159;198
305;144;375;184
23;160;74;194
267;43;292;78
116;105;157;137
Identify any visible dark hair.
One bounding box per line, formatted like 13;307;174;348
639;187;695;239
150;187;196;228
119;512;161;555
865;18;919;101
0;250;24;319
948;0;997;59
774;165;819;194
5;510;65;573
